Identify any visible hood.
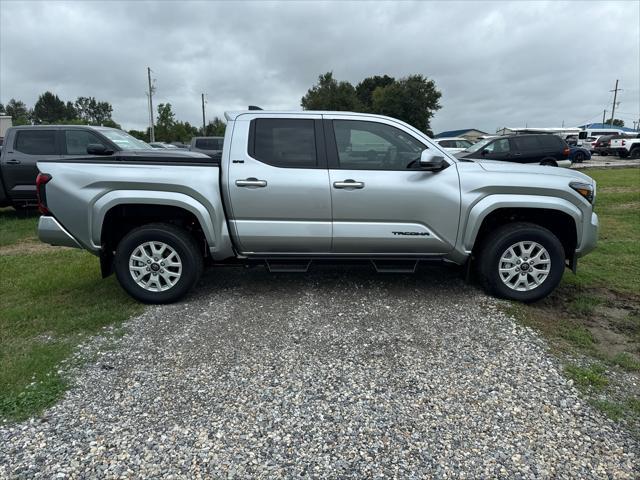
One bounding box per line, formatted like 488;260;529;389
476;159;593;183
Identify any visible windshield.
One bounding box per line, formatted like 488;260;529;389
99;129;152;150
464;138;492;153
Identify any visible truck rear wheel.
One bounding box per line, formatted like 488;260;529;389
477;222;565;303
114;223;203;304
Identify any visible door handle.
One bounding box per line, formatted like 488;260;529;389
333;180;365;189
236;178;267;188
6;159;20;165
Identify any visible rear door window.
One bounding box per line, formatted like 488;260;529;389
14;130;58;155
195;138;223;150
250;119;317;168
64;130;109;154
513;136;541;152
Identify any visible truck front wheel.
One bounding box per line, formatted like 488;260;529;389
114;223;203;304
477;223;565;303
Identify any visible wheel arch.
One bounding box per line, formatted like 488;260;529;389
463;196;581;259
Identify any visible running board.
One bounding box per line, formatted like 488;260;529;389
371;260;419;273
265;259;312;273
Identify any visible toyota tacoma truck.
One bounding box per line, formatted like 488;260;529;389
609;134;640;158
36;110;598;304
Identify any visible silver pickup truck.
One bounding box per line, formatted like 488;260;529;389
36;110;598;304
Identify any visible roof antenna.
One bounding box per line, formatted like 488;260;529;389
248;105;262;110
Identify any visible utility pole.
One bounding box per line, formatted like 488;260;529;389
201;93;206;135
602;109;606;126
147;67;155;142
609;79;621;127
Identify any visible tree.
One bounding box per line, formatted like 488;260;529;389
606;118;624;127
154;103;176;142
355;75;395;110
32;91;67;124
301;72;362;111
371;75;441;133
205;117;226;136
3;98;31;125
74;96;114;125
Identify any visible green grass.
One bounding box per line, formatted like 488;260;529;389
0;208;38;246
591;399;625;421
0;210;142;421
558;322;596;349
611;352;640;372
565;363;609;391
561;168;640;295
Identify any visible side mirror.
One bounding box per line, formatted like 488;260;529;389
86;143;114;155
419;150;448;171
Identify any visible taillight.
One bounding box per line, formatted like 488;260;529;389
36;173;52;215
563;147;570;158
622;140;626;146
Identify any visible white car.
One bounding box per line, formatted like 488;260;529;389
435;137;474;154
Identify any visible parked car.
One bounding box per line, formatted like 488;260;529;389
610;134;640;159
0;125;206;208
455;134;571;167
434;137;474;153
593;135;617;156
569;146;591;163
189;136;224;159
36;110;598;305
577;128;627;148
149;142;179;149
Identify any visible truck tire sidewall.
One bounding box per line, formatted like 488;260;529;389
540;158;557;167
629;148;640;159
480;224;565;303
619;150;629;158
114;225;202;304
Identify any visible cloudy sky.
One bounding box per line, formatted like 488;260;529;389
1;1;639;134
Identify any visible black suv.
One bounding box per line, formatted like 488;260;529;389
455;134;571;167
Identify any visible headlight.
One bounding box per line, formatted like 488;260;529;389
570;181;594;204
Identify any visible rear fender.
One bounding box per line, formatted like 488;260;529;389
91;190;218;250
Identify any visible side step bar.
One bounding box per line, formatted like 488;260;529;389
371;260;419;273
265;259;312;273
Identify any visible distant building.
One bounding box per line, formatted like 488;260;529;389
578;123;638;133
434;128;488;142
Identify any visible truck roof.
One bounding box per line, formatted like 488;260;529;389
224;110;399;122
7;124;121;131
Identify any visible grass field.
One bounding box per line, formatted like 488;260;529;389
510;167;640;434
0;209;141;421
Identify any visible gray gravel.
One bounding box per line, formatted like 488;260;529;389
1;265;638;478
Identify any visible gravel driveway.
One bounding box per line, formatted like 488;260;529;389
1;265;638;478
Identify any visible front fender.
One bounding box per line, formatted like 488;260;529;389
461;194;583;253
91;190;218;250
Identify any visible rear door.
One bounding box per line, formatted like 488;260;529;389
512;136;541;163
225;114;332;253
1;129;61;202
325;116;460;254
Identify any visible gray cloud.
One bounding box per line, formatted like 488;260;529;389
1;0;638;134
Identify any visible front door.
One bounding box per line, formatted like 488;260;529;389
325;117;461;254
225;115;332;253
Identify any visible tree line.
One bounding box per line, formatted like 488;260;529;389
301;72;442;135
0;92;119;128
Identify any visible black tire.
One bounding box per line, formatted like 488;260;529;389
114;223;204;304
540;158;557;167
629;147;640;160
476;222;565;303
619;150;629;158
573;152;584;163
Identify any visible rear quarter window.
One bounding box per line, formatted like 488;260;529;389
14;130;58;155
538;135;561;149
